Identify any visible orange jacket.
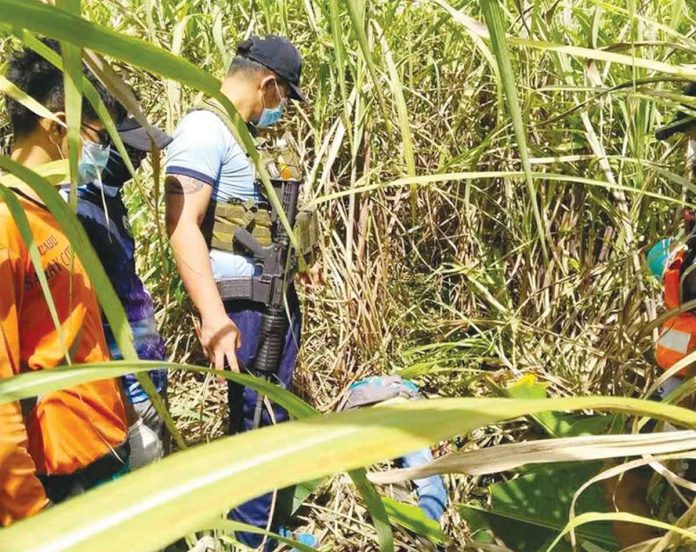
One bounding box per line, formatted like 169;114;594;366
655;250;696;376
0;189;128;526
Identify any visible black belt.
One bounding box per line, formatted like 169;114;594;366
39;438;130;503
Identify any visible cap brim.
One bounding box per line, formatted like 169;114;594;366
117;117;173;150
288;81;308;103
655;114;696;141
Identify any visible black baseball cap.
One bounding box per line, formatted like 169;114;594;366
117;117;172;151
238;35;307;103
655;82;696;141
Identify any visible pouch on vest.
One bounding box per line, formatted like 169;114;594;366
192;98;320;261
201;197;273;253
259;139;320;265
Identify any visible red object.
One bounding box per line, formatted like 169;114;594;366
656;250;693;376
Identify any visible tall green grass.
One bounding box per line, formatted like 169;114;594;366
1;0;696;549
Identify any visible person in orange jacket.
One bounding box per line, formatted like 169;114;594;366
0;40;129;526
650;81;696;404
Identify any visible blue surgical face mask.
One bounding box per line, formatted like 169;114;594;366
255;81;286;128
78;139;111;185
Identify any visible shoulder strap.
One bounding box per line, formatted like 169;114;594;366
191;98;260;140
191;98;238;136
6;187;48;212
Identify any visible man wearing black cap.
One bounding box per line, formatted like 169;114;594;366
165;35;315;546
69;110;173;468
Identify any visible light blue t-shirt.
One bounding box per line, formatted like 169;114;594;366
166;109;263;279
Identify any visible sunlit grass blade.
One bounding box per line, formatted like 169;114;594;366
0;74;62;124
308;170;695;209
328;0;350;125
0;359;396;548
435;1;696;79
481;0;548;261
547;512;696;552
55;0;82;209
0;361;317;417
0;396;693;552
377;23;417;227
345;0;391;128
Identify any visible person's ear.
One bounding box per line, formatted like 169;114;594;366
259;75;275;91
44;112;67;143
259;76;283;106
43;112;69;158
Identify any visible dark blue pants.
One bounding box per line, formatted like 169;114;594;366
226;288;301;548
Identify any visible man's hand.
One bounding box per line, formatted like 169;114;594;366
200;312;241;373
165;174;241;374
297;261;324;290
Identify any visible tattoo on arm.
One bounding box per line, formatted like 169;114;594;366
165;175;207;195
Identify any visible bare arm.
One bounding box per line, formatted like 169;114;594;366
165;175;240;372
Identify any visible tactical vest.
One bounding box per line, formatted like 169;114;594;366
655;249;696;376
192;98;319;261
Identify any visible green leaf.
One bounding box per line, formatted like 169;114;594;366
0;360;316;416
0;396;693;552
350;469;394;552
345;0;391;128
460;462;617;551
382;496;446;545
480;0;548;262
505;375;617;438
0;74;61;123
55;0;83;207
291;479;322;515
20;32;136;178
0;359;392;548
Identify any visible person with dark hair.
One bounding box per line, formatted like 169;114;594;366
5;40;119;141
165;35;319;547
0;39;129;525
66;115;173;467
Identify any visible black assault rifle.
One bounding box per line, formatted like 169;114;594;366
216;178;302;428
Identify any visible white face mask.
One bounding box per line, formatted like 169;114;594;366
78;139;111;185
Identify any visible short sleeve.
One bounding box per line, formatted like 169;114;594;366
165;110;228;186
